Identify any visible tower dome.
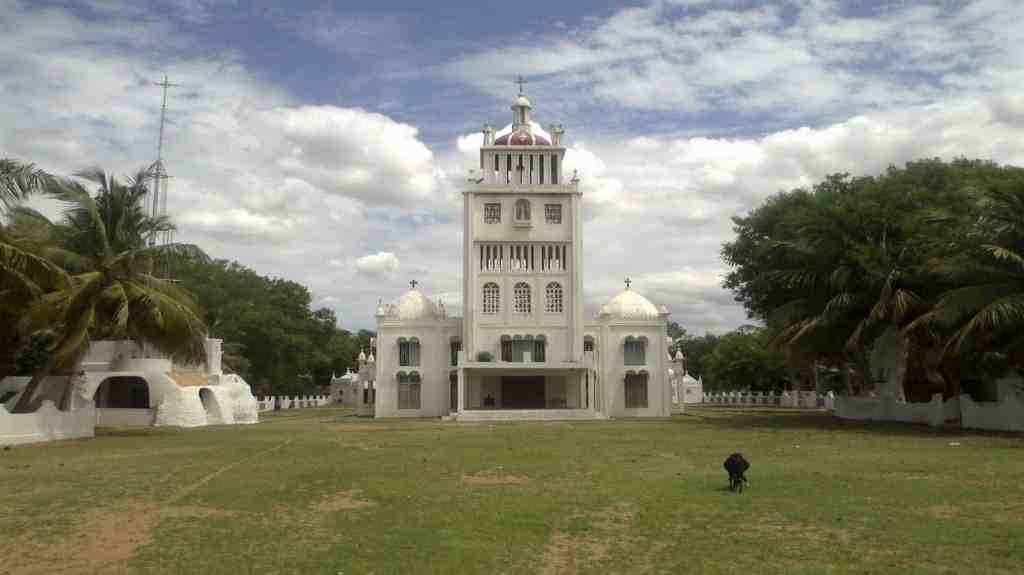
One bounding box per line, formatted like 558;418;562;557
395;287;439;320
599;287;661;320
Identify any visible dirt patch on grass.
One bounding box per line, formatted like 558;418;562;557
747;516;851;545
462;469;530;486
539;504;663;575
315;489;376;512
539;530;611;575
927;504;960;519
5;502;237;575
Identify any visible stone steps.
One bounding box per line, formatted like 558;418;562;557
453;409;606;422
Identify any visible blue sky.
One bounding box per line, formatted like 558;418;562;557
4;0;1024;332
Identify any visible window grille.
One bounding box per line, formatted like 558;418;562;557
545;282;563;313
545;204;562;224
513;282;531;314
484;203;501;224
483;283;500;314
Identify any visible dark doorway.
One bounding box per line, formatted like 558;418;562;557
450;372;458;410
94;377;150;408
501;376;545;408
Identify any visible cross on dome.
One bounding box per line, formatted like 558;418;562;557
409;280;418;289
624;277;632;289
515;75;528;94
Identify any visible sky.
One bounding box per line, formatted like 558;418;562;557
3;0;1024;334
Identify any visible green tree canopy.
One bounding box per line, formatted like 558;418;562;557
722;158;1024;399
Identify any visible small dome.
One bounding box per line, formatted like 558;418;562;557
514;94;532;108
494;127;550;146
396;288;439;320
599;289;661;320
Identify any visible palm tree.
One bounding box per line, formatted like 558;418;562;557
766;178;936;397
10;170;210;413
0;161;70;378
922;182;1024;366
0;159;58;212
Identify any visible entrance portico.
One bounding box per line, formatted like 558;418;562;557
454;363;600;419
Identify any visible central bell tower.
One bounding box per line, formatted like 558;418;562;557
461;88;584;368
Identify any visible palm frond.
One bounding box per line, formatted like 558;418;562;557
948;292;1024;355
52;180;111;258
0;159;61;210
123;279;207;363
0;240;70;293
113;242;210;273
982;244;1024;270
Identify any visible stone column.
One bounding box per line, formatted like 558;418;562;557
457;367;466;414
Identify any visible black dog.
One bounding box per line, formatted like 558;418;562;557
723;453;750;493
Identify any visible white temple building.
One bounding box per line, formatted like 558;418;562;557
363;91;679;420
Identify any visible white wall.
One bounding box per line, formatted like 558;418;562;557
597;322;671;418
375;319;461;418
0;402;95;446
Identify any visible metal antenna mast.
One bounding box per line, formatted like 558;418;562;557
149;75;180;246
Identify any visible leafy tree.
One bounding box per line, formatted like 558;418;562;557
672;332;719;382
166;257;366;396
722;159;1024;399
666;321;686;340
703;327;789;392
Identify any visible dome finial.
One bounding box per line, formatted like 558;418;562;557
511;76;532;128
624;277;632;290
515;74;528;95
409;279;418;289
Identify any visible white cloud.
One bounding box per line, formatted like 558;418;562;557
441;1;1024;120
6;1;1024;336
354;252;401;276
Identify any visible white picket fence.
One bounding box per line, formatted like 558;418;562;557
702;390;835;410
257;395;332;412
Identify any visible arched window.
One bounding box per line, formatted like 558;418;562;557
398;371;421;409
398;338;420;367
515;199;531;222
513;282;531;314
624;337;647;366
625;372;649;408
545;282;563;313
483;283;500;314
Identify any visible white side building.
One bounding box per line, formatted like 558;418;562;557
370;92;672;420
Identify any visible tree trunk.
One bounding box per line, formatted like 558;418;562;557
11;354;59;413
940;360;960;398
841;362;853;396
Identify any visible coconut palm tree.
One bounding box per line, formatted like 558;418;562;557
10;170;210;413
922;182;1024;364
0;159;58;212
0;161;70;378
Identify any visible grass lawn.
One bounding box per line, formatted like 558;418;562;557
2;407;1023;575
